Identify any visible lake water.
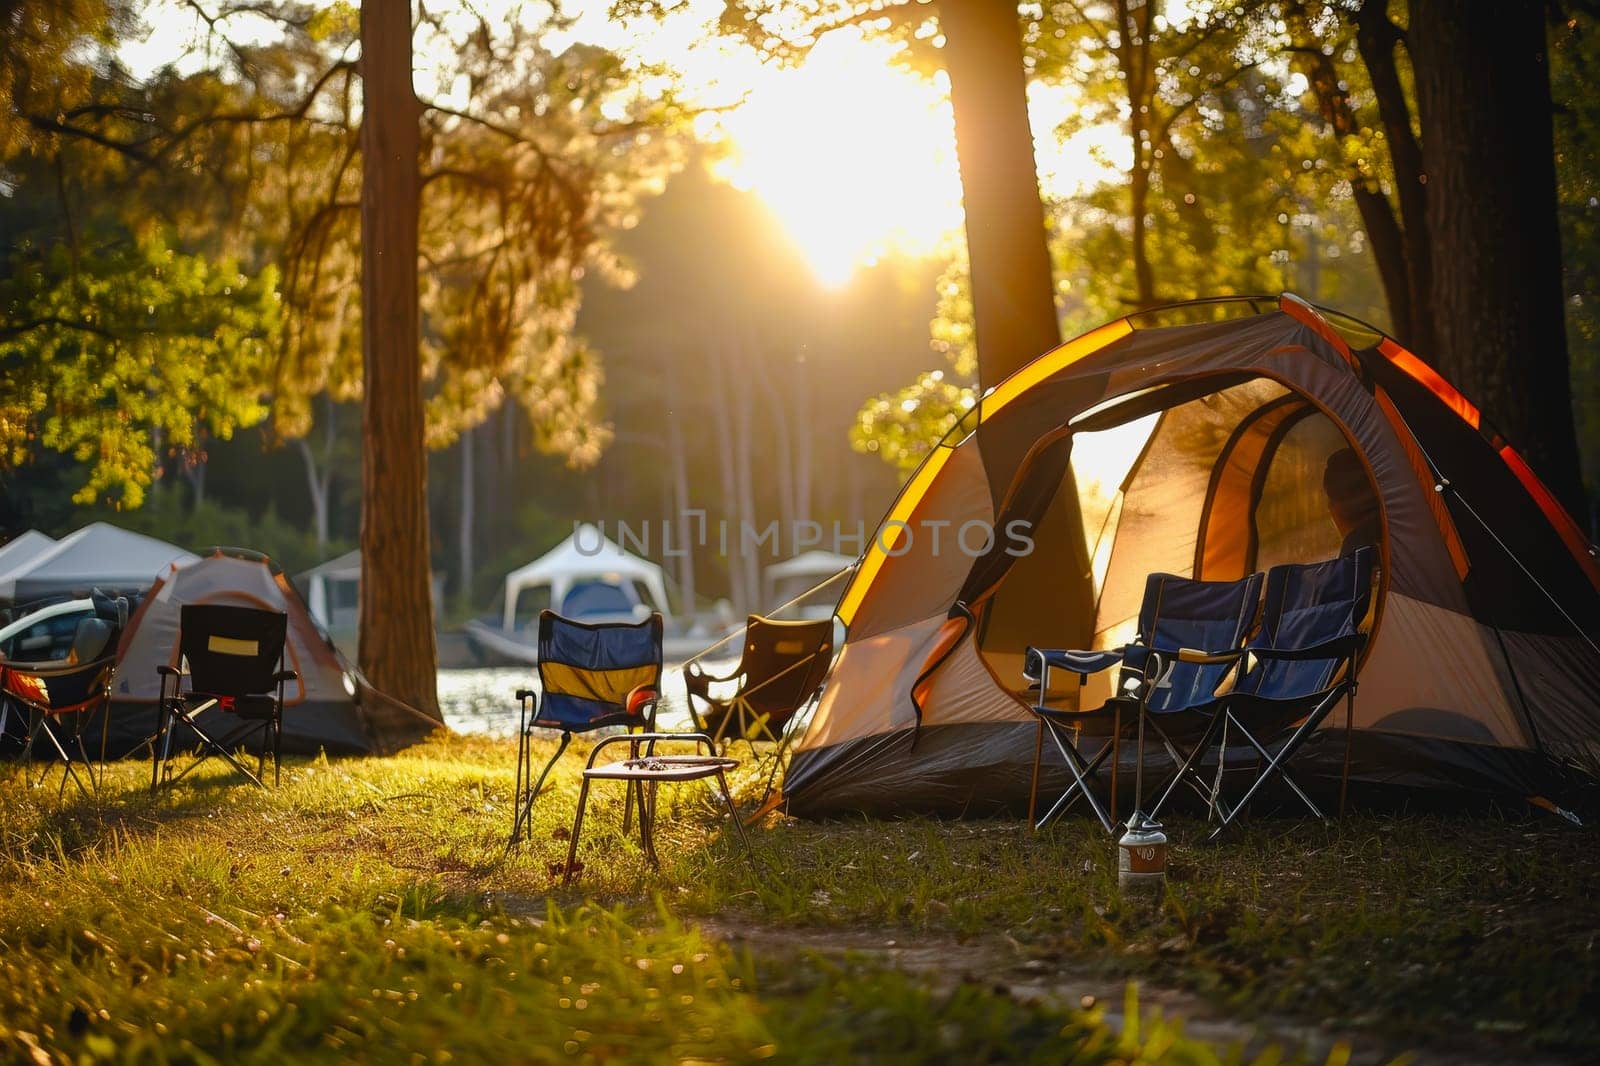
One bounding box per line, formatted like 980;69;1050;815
436;659;739;737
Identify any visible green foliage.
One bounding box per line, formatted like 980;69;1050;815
851;367;973;476
0;0;122;161
251;7;688;468
0;230;280;507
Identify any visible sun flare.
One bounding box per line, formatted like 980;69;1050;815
122;1;1125;291
705;30;964;288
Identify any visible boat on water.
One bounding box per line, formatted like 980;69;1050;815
462;525;730;665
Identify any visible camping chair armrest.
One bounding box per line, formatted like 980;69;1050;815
1023;646;1124;682
273;669;299;685
584;731;717;768
1176;647;1248;665
157;665;183;677
1249;634;1366;662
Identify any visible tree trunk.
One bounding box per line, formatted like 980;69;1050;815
1354;0;1432;353
358;0;440;718
1115;0;1157;308
1410;0;1583;513
755;354;797;535
666;375;696;618
709;350;747;613
458;423;474;610
733;354;761;614
793;351;812;528
939;0;1094;652
296;437;332;549
938;0;1062;389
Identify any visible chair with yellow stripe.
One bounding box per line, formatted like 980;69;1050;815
509;610;664;847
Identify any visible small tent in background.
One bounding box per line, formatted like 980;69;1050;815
110;548;435;757
302;548;362;631
0;530;57;581
0;523;195;604
784;295;1600;819
763;550;856;618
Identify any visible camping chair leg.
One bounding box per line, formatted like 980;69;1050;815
644;783;658;865
511;713;530;843
19;706;39;765
1036;725;1115;833
623;735;638;835
1038;742;1114;832
562;775;594;885
1208;715;1231;823
197;722;268;791
71;716;99;796
715;767;755;864
1231;719;1323;818
1109;705;1120;826
1148;713;1225;820
31;715;90;801
1028;718;1044;829
1340;683;1356;820
151;703;169;795
98;701;110;787
512;731;570;848
1205;710;1333;842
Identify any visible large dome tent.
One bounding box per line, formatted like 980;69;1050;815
782;295;1600;819
109;548;435;757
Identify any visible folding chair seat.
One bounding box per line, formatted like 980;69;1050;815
0;614;120;799
1161;546;1376;840
1024;571;1263;833
508;610;663;848
150;604;296;793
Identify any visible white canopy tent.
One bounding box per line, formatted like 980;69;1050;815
0;523;195;603
301;548;362;629
763;549;856;611
0;530;56;578
501;524;673;631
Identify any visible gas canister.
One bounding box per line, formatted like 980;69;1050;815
1117;818;1168;894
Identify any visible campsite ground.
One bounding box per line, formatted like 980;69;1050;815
1;733;1595;1063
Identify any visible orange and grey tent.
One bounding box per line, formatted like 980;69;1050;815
108;548;434;757
783;295;1600;819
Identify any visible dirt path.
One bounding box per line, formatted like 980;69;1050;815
695;919;1572;1066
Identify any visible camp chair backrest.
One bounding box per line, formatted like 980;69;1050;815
179;604;288;698
734;615;834;720
1135;572;1265;712
69;617;113;664
536;610;663;731
1237;546;1375;700
1;655;114;715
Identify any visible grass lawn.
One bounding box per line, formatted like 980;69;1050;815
1;732;1595;1063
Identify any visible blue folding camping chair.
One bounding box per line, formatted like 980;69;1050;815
1024;571;1264;833
1153;546;1376;839
508;611;664;847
